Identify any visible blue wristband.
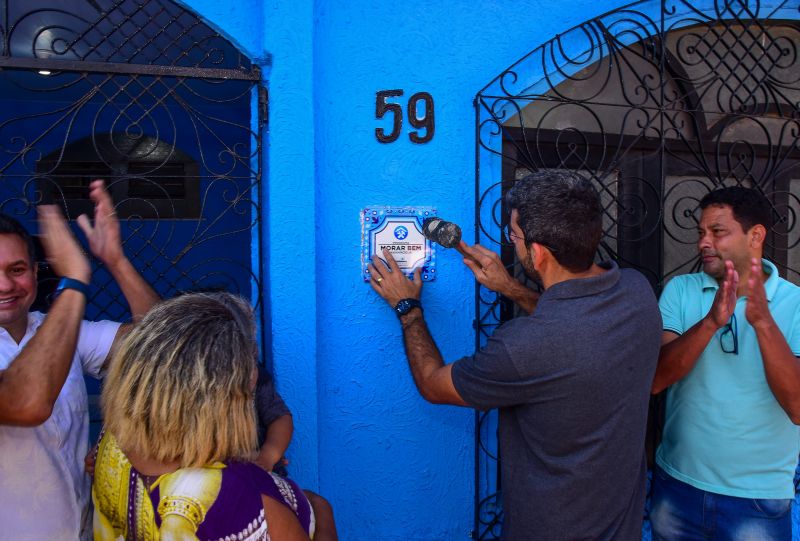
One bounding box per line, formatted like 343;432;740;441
54;277;89;298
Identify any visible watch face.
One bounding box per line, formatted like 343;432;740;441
395;299;420;316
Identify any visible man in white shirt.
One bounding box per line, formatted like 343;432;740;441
0;180;160;540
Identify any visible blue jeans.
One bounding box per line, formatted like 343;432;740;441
649;466;792;541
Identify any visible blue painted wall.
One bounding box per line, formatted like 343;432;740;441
170;1;726;539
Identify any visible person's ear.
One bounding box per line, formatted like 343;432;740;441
529;242;540;263
531;242;553;265
749;224;766;249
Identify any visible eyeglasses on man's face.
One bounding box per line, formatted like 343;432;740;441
503;223;558;254
719;313;738;354
503;223;524;244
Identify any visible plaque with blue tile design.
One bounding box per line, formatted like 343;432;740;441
361;206;435;281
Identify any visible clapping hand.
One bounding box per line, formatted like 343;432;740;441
76;180;123;267
38;205;90;284
707;260;738;329
745;257;773;330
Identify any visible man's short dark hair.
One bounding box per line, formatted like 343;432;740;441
505;169;602;272
699;186;772;232
0;213;35;264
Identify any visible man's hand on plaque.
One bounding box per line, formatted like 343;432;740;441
368;248;422;307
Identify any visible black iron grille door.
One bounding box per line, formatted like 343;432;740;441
0;0;265;434
0;0;265;318
473;1;800;538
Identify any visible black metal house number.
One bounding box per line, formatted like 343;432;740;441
375;90;435;144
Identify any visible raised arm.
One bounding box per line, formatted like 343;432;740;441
0;206;90;426
744;258;800;423
77;179;160;323
368;249;467;406
458;241;539;314
651;261;737;394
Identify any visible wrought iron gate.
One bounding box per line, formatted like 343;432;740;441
0;0;265;434
0;0;264;316
474;0;800;537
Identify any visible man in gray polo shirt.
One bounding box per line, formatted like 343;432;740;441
369;170;662;540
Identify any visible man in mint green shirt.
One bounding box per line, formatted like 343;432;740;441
650;186;800;540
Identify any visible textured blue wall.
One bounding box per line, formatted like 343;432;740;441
175;1;655;539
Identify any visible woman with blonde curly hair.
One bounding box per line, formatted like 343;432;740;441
92;292;336;540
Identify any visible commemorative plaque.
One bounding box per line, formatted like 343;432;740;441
361;205;435;281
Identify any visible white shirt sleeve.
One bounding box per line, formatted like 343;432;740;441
77;320;122;378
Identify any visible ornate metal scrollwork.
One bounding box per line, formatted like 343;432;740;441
1;0;253;71
474;1;800;538
0;0;265;436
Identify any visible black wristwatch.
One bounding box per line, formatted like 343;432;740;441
394;298;422;317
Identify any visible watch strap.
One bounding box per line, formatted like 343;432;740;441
394;298;422;317
54;276;90;298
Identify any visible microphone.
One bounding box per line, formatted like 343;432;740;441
422;217;481;267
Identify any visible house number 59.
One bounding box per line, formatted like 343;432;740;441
375;90;435;144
